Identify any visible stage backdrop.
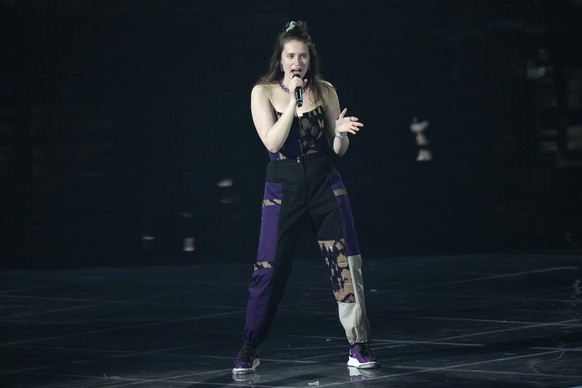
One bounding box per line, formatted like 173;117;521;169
1;0;581;268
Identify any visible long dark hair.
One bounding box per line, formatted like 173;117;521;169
257;21;326;105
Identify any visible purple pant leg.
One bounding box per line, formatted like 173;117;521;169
242;182;282;345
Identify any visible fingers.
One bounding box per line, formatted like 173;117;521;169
338;107;348;119
348;116;364;129
336;108;364;135
339;110;362;125
348;121;363;134
289;76;304;90
341;119;363;135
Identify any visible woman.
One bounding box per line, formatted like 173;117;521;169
233;20;378;374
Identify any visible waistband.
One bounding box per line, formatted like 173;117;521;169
269;152;327;166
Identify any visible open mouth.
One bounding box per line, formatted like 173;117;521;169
291;69;302;75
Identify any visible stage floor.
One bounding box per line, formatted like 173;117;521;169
1;252;581;387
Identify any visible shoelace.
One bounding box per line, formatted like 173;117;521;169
356;343;371;356
236;345;255;361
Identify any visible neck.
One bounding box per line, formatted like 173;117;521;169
279;78;309;94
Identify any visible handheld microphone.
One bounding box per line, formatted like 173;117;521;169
293;74;303;107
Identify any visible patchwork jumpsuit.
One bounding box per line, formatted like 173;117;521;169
242;105;371;346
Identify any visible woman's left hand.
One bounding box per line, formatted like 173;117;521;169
335;107;364;136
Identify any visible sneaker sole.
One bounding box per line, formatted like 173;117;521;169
232;358;260;375
347;357;379;369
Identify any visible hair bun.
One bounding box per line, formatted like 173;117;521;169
284;20;308;34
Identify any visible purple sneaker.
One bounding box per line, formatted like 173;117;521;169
232;344;260;374
347;342;379;369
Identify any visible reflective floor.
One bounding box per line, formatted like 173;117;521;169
1;252;581;387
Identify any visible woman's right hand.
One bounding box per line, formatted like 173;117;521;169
287;76;306;104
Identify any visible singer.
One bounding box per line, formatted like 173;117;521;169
232;20;378;375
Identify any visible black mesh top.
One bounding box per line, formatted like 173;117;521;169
269;105;328;161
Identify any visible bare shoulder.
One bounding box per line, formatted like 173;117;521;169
321;80;335;88
252;83;275;99
320;80;336;93
319;80;339;107
320;80;338;100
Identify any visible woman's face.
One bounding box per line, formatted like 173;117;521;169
280;40;310;79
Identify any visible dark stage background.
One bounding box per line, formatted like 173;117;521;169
1;0;581;268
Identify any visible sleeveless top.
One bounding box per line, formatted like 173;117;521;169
268;105;329;161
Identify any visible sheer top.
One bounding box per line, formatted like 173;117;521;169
268;105;328;161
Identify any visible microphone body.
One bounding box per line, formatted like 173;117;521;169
293;74;303;107
295;87;303;107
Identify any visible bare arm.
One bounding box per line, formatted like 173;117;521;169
251;78;304;153
323;82;363;156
